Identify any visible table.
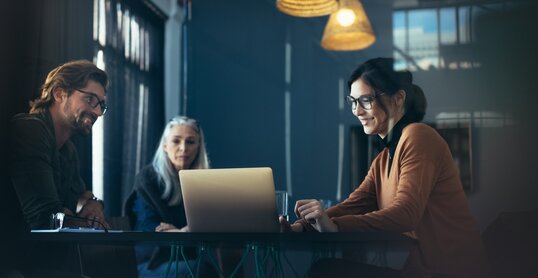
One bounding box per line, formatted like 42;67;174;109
26;231;411;245
24;231;415;277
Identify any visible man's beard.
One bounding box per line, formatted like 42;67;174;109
71;111;96;136
64;100;95;136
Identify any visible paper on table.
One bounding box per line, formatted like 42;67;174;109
31;228;123;233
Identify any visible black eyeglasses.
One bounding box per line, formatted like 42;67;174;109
345;92;384;110
76;89;108;115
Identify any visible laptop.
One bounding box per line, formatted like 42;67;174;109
179;167;280;232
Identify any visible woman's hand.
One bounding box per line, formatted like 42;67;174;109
155;223;190;232
174;225;190;232
155;222;178;232
279;216;304;232
295;199;338;232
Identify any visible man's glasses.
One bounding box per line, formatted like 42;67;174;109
345;92;384;110
76;89;108;115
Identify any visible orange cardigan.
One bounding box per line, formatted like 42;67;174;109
316;123;489;277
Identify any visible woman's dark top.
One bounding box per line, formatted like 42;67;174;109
124;165;194;268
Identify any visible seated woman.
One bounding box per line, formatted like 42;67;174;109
282;58;490;278
124;116;215;277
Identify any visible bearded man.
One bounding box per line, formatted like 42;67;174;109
9;60;110;230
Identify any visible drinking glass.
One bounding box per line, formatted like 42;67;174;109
275;190;289;221
319;199;333;209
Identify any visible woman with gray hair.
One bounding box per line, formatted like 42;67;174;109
150;116;209;211
124;116;215;277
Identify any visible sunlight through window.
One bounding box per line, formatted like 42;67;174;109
392;4;500;71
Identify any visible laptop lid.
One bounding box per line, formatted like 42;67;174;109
179;167;280;232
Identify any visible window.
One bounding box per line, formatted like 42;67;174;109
392;3;517;71
92;0;165;212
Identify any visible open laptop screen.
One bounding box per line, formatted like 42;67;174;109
179;167;280;232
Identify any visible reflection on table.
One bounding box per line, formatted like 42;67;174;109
24;231;415;277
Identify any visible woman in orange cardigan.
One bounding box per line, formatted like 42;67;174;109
283;58;489;278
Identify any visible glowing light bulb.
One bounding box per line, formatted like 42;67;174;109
336;8;355;27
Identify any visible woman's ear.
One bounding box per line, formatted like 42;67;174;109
395;89;406;109
163;142;170;154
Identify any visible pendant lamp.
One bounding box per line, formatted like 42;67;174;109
276;0;338;17
321;0;376;51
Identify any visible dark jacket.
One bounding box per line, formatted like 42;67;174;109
9;111;86;229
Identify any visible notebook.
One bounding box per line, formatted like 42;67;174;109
179;167;280;232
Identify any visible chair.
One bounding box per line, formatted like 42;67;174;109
482;210;538;278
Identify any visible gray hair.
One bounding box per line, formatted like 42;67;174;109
152;116;209;205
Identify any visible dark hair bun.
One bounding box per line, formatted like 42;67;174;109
399;70;412;85
405;84;427;122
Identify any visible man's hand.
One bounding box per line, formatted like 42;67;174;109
61;208;87;228
78;198;110;229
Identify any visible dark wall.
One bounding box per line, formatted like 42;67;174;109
0;1;24;271
1;0;95;189
187;0;538;227
1;0;93;272
187;0;285;189
188;0;392;204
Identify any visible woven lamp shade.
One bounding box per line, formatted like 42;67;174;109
276;0;338;17
321;0;375;51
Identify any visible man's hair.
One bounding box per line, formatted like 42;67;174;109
29;60;108;114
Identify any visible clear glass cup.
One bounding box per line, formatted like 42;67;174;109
319;199;333;209
275;190;289;221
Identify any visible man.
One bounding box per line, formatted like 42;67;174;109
10;60;110;230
